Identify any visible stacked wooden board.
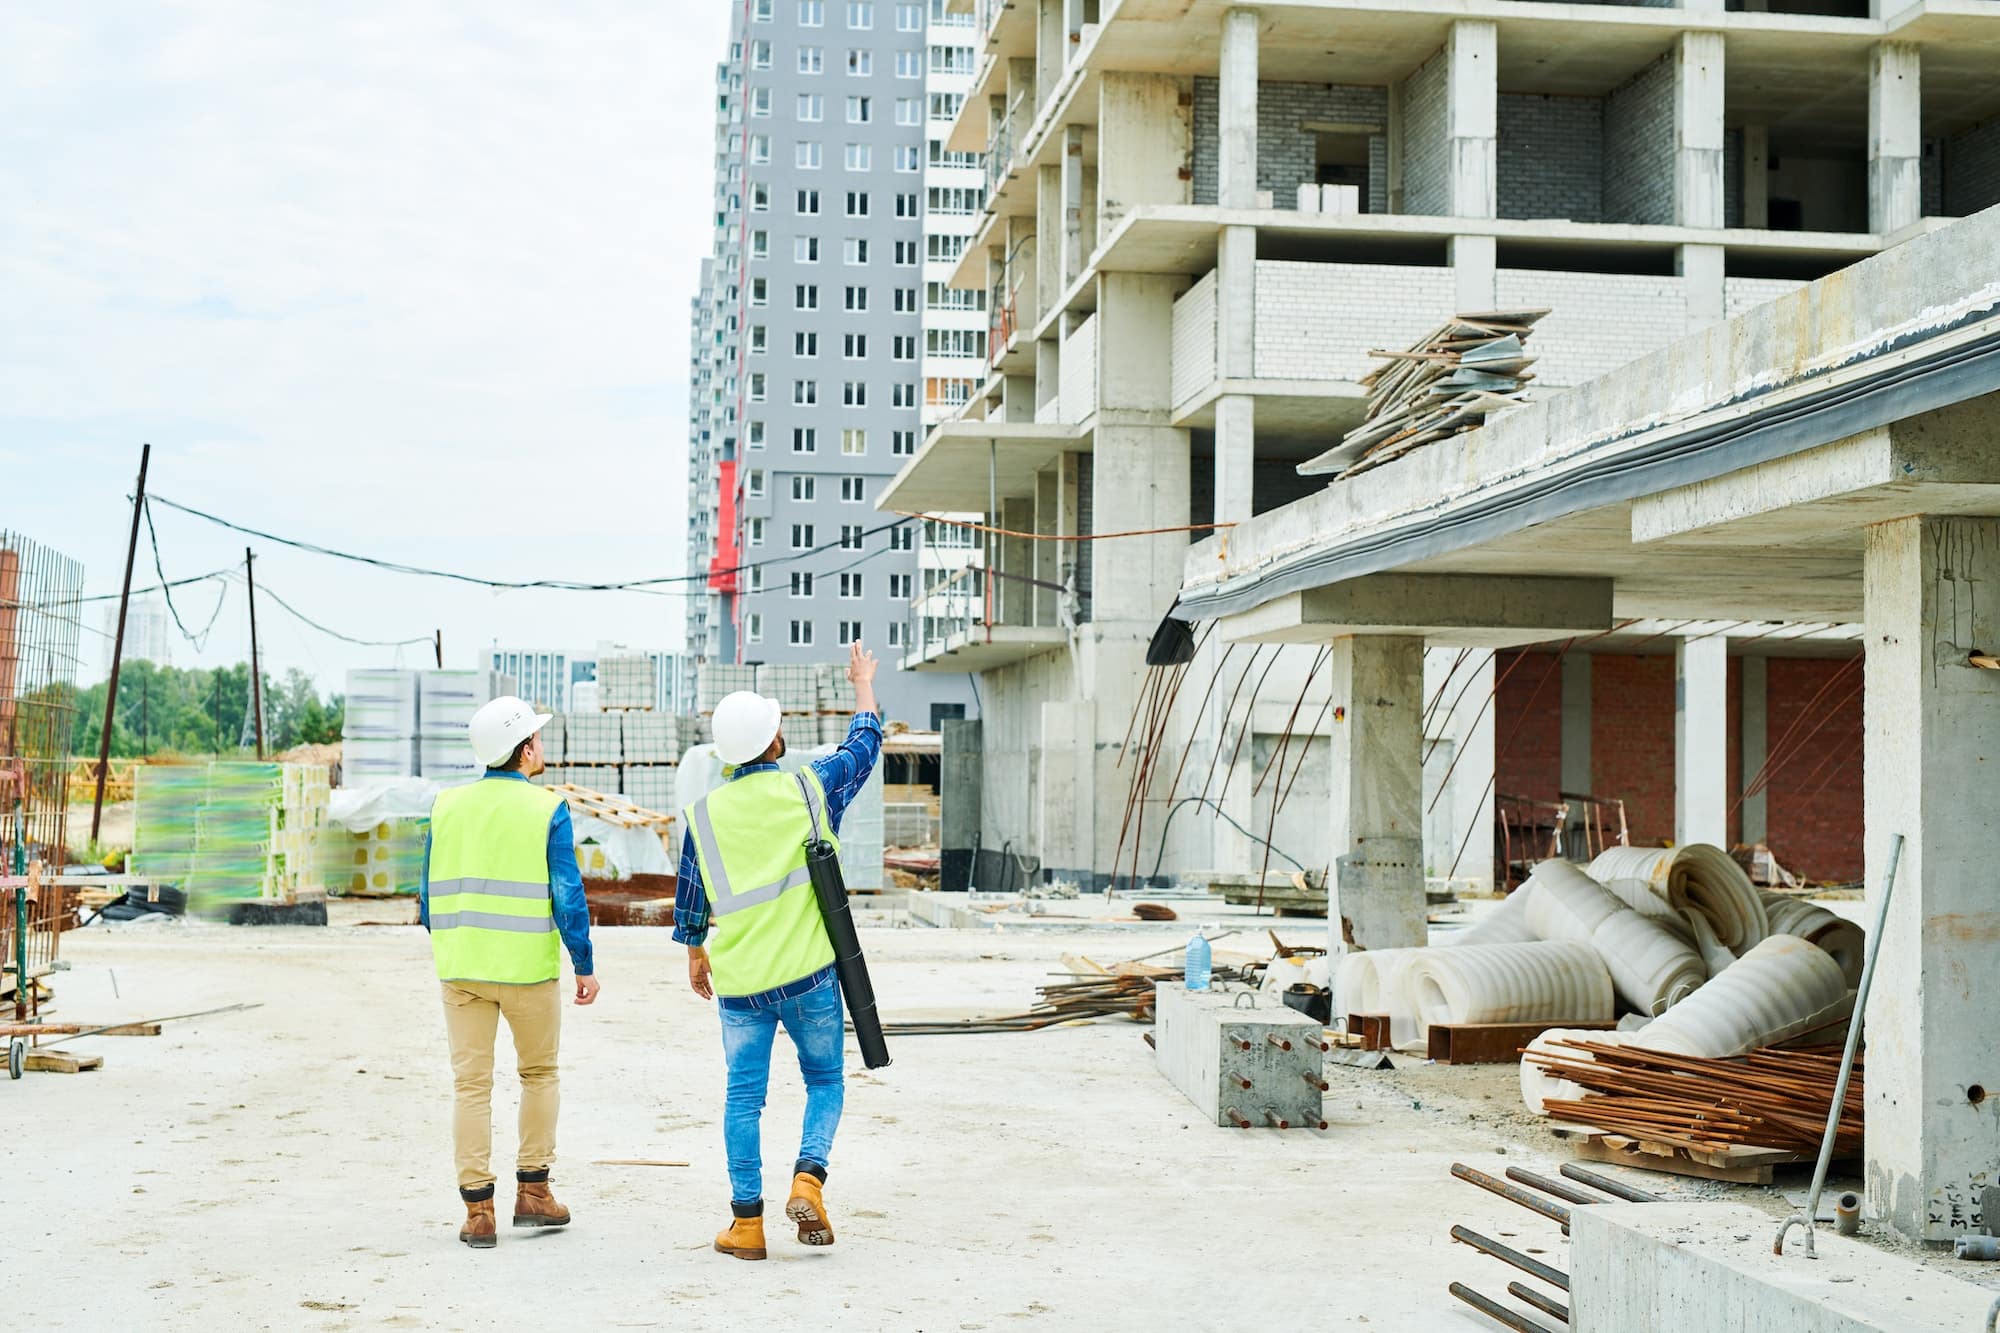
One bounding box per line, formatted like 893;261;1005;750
1299;309;1547;479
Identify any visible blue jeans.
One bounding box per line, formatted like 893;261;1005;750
719;968;845;1208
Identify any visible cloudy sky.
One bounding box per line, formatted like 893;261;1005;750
2;2;732;690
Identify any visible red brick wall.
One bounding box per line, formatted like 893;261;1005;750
1589;654;1677;845
1761;658;1864;883
1494;651;1563;799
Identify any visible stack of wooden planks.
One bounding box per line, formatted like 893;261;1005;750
1300;309;1547;479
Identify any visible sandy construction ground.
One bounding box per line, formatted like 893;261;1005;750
14;903;1647;1331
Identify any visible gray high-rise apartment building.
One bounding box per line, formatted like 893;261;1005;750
687;0;978;729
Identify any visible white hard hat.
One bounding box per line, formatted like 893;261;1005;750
468;695;552;768
712;690;783;766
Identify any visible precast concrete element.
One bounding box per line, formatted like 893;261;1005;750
1863;514;2000;1243
1217;7;1259;211
1569;1201;1994;1331
1445;20;1497;220
1152;983;1324;1129
941;718;983;893
1673;32;1726;230
1326;635;1425;953
1869;42;1923;235
1673;633;1728;849
1214;223;1257;522
1219;573;1612;647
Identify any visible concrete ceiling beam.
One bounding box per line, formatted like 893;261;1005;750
1214;572;1612;646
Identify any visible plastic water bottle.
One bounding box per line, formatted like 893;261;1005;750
1185;932;1212;991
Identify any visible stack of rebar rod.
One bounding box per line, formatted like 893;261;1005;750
880;966;1251;1036
1529;1039;1861;1156
1300;310;1547;479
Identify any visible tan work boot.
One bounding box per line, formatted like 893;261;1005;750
458;1187;497;1249
785;1171;835;1247
714;1212;768;1261
512;1170;571;1229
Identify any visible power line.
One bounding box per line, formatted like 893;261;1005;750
253;581;434;649
144;499;230;651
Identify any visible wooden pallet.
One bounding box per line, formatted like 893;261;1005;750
546;784;675;832
1553;1125;1825;1184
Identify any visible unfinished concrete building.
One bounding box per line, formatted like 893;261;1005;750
882;0;2000;892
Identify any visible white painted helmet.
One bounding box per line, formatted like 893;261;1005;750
711;690;784;766
467;695;551;768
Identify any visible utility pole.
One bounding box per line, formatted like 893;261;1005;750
434;629;443;670
140;674;149;756
93;443;150;841
244;547;264;759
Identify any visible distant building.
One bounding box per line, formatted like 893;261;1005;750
488;644;695;714
100;595;172;674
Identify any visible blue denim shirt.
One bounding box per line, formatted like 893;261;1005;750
673;710;882;951
419;770;595;976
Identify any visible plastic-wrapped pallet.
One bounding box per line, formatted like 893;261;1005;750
697;664;758;712
418;670;503;734
341;818;429;896
758;663;819;714
622;713;680;765
598;654;657;710
345;669;418;738
815;663;857;714
621;765;677;815
343;736;416;781
419;735;483;788
564;711;623;764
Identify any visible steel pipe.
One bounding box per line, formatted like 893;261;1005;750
1447;1283;1560;1333
1451;1162;1571;1228
1558;1162;1663;1204
1504;1166;1601;1209
1507;1281;1569;1324
1450;1225;1570;1291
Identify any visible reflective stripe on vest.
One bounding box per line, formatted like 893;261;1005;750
681;768;838;997
427;777;563;985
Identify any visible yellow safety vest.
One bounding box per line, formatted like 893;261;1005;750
682;769;838;998
427;776;563;985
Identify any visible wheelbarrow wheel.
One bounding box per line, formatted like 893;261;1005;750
7;1037;23;1080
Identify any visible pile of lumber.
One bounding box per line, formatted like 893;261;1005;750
1529;1039;1859;1156
881;965;1252;1036
1301;310;1546;479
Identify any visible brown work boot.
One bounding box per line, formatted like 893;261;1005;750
785;1170;835;1247
714;1209;768;1261
512;1170;570;1228
458;1186;497;1249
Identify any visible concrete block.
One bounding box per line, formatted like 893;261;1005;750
1153;984;1324;1129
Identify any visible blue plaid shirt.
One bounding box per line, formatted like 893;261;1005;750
673;711;882;949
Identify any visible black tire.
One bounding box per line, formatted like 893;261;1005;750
8;1038;23;1080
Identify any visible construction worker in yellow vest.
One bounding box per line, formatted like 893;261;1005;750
677;639;881;1260
422;695;599;1249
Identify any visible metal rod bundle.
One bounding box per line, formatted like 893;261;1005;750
879;966;1251;1036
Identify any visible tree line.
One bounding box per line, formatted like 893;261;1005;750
68;660;345;758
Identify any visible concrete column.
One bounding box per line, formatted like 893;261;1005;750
1002;373;1037;422
1060;124;1086;287
1674;633;1728;848
1451;234;1496;313
1038;699;1096;883
1675;32;1726;229
1033;467;1058;626
1678;242;1726;331
1092;272;1190;625
1743;124;1770;229
1427;648;1495;894
1218;8;1260;210
1447;20;1497;219
1214;223;1256;521
1864;515;2000;1243
1036;0;1064;103
1739;655;1766;847
1097;72;1192;244
1213;398;1255;524
1035;337;1061;417
1328;636;1428;953
1054;450;1081;608
1561;651;1592;822
940;717;983;891
1870;42;1923;234
1036;164;1062;319
1000;497;1034;626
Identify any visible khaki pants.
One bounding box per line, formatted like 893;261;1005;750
441;980;561;1191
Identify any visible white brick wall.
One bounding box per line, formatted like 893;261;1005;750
1252;261;1455;381
1494;268;1687;389
1403;50;1450;217
1724;276;1806;321
1602;56;1675;226
1171;271;1218;407
1058;314;1099;423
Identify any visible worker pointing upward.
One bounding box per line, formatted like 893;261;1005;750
676;638;882;1260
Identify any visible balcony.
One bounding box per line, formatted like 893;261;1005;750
902;563;1071;674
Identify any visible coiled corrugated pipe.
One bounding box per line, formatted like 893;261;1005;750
1634;934;1850;1058
1333;947;1428;1050
1521;859;1621;942
1761;892;1865;986
1404;941;1614;1040
1591;910;1708;1017
1441;882;1542;948
1589;844;1768;952
1521;1026;1635;1117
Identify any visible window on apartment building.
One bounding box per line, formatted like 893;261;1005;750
844;238;869;265
888;572;912;600
890;526;913;551
893;286;917;313
748;567;765;594
797;92;824;121
887;621;904;648
840;476;865;503
893;239;917;266
749;325;767;353
895;50;921;79
794;379;818;405
791;475;816;501
843;332;868;358
893;333;916;360
930;44;972;74
847;95;872;123
891;193;917;221
798;44;823;73
840;524;865;549
798;0;822;24
926;328;984;358
790;620;815;645
892;382;916;408
845;190;869;216
927;233;964;261
927;93;962;121
843;381;867;407
929;142;977;168
749;229;769;258
897;2;922;30
747;468;766;497
847;49;872;76
749;518;766;546
796;188;820;214
847;0;872;27
895;97;922;127
841;428;867;455
844;285;868;311
837;620;863;643
750;88;771;117
790;571;815;597
747;421;765;449
748;372;767;401
750;277;768;305
844;143;871;171
928;186;978;215
794;235;820;263
794;283;818;309
747;614;764;644
750;182;769;211
839;574;863;598
894;144;920;173
753;0;773;19
791;524;815;549
926;282;981;310
794;330;819;356
892;429;915;456
750;40;772;68
793;426;816;452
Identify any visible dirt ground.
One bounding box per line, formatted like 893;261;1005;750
1;902;1889;1331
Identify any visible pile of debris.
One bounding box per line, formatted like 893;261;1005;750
1301;309;1546;479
